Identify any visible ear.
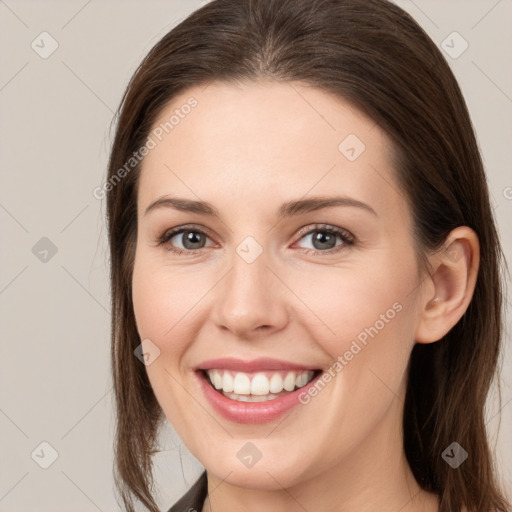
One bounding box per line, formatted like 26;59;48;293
415;226;480;344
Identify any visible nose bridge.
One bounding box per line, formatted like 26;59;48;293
212;239;288;336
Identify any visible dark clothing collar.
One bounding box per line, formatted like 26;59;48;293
167;471;207;512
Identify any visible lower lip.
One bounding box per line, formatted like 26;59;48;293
196;371;322;424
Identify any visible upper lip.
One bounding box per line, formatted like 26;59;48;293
196;357;319;372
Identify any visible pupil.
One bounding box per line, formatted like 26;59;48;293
314;231;335;250
184;231;204;249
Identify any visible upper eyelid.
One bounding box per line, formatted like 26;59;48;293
295;224;353;240
162;224;216;242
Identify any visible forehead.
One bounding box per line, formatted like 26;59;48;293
137;80;405;222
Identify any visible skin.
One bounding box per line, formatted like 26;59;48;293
131;80;479;512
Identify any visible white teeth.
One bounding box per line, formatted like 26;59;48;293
222;371;234;393
223;392;281;402
251;373;270;395
213;371;223;390
233;372;251;395
283;372;296;391
205;369;315;399
269;373;284;393
296;371;307;388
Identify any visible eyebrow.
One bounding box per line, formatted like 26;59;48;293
144;195;378;219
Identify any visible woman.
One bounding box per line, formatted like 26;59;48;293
105;0;511;511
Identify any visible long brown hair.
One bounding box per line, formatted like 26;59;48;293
105;0;511;510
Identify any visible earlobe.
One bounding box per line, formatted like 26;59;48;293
414;226;480;344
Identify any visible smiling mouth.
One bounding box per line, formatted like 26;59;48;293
201;369;321;402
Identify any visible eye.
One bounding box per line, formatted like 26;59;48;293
156;223;355;256
157;225;214;255
293;224;355;254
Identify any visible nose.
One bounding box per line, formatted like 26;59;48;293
211;249;289;340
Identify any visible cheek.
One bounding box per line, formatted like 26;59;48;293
131;255;205;426
131;256;206;355
293;259;414;350
294;255;418;412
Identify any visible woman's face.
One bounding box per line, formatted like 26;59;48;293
132;80;427;490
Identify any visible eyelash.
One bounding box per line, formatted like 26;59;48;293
156;223;355;257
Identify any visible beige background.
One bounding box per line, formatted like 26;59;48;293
0;0;511;510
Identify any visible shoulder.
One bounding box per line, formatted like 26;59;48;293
166;471;208;512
